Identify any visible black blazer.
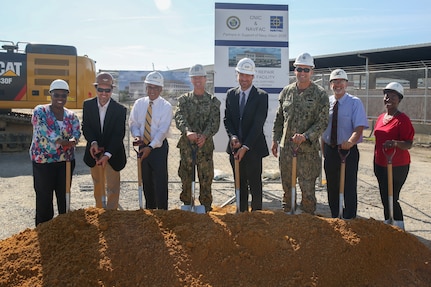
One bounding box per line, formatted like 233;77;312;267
82;97;127;171
224;85;269;158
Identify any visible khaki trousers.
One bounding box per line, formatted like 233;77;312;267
91;162;120;209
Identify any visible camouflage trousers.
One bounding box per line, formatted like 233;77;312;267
178;146;214;211
279;146;321;214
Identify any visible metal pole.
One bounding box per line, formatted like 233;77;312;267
421;61;428;123
357;54;369;117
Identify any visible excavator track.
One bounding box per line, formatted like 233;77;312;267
0;112;33;152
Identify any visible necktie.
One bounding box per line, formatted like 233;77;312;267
143;101;153;145
238;92;246;140
240;92;246;117
330;100;338;146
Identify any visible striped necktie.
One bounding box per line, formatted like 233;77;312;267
143;101;153;145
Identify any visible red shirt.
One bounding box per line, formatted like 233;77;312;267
374;112;415;167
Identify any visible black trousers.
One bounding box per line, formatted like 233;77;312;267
324;144;359;219
229;151;263;212
374;163;409;221
141;139;169;210
33;160;75;225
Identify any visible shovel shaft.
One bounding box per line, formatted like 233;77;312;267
99;165;106;208
65;161;71;212
338;194;344;218
137;158;143;209
234;159;240;213
290;156;297;214
387;162;394;221
338;162;346;218
383;146;396;224
93;147;106;208
387;163;394;197
337;147;350;219
191;145;197;207
66;194;70;212
138;186;143;209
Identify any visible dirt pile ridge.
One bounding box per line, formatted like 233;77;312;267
0;207;430;287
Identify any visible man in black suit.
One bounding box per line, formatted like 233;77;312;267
82;72;127;209
224;58;269;212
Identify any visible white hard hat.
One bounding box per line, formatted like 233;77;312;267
49;79;69;93
144;71;164;87
384;82;404;99
293;52;315;68
94;72;115;87
189;64;207;77
235;58;255;75
330;69;348;81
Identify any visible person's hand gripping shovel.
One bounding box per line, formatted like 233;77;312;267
181;144;205;214
92;147;106;208
133;139;145;209
337;146;350;219
382;144;404;229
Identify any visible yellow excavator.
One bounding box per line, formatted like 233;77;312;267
0;40;96;151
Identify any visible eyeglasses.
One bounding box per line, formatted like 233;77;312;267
97;88;112;93
295;67;311;73
52;93;68;99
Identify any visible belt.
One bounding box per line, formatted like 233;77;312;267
325;143;338;149
325;143;358;150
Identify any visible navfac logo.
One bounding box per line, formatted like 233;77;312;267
226;16;240;30
270;16;283;32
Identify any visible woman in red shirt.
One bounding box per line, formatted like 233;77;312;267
373;82;415;230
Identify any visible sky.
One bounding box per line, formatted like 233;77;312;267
2;0;431;71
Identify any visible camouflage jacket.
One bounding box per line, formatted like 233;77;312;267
174;91;221;151
272;82;329;152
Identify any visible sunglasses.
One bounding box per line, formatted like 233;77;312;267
97;87;112;93
295;67;311;73
52;93;68;99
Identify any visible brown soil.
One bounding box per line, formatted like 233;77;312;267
0;207;430;287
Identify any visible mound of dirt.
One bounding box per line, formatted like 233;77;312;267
0;207;430;287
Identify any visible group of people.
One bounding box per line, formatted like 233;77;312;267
30;73;128;225
29;52;414;230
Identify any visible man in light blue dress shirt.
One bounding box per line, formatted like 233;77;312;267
321;69;368;219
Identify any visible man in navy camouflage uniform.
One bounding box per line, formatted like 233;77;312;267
272;52;329;214
174;64;221;212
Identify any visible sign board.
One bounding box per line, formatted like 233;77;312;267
214;3;289;151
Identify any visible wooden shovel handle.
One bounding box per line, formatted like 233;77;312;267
66;161;71;212
291;156;297;189
234;159;240;190
387;163;393;197
66;161;71;194
339;161;346;196
383;146;396;197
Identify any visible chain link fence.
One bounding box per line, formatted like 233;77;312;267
313;63;431;123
